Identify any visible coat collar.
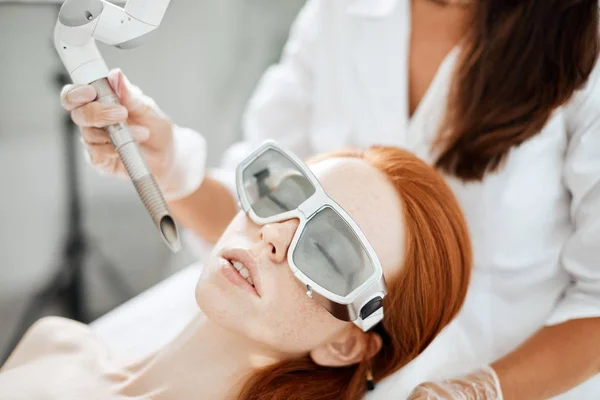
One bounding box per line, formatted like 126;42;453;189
346;0;458;163
346;0;401;18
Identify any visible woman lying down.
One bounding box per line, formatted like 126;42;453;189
0;142;472;400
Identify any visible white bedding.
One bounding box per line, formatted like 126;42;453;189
92;264;202;359
91;263;599;399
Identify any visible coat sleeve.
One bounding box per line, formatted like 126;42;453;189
546;60;600;326
208;0;322;195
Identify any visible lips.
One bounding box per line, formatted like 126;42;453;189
221;248;261;297
229;259;254;286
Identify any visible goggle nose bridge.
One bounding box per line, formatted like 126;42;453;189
296;192;326;220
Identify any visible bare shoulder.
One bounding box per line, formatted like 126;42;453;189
19;316;95;351
1;316;102;372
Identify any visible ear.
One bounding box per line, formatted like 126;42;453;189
310;327;383;367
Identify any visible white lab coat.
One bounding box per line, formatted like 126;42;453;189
200;0;600;397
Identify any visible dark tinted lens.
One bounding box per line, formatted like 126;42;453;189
292;207;375;297
242;148;315;218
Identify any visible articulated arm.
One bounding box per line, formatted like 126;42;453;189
125;0;171;27
95;0;171;48
54;0;171;82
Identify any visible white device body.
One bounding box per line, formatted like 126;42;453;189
54;0;171;84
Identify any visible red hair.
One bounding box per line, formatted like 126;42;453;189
238;146;472;400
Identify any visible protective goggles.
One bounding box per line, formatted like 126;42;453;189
236;141;387;331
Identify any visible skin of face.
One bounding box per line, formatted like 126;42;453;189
195;157;405;360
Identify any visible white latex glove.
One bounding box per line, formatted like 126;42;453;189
60;68;206;201
407;366;503;400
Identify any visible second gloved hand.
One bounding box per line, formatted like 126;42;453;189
407;365;503;400
60;68;206;201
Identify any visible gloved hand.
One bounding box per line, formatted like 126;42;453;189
407;365;503;400
60;68;206;200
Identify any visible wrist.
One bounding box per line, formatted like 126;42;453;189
160;125;207;201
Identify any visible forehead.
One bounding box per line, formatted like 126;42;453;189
309;157;405;276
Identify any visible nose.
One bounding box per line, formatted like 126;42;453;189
258;219;300;264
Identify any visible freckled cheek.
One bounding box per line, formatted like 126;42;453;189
299;297;343;344
269;276;318;320
259;280;330;350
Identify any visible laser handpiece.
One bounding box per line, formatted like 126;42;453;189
53;0;181;252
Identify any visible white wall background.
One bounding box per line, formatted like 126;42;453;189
0;0;305;354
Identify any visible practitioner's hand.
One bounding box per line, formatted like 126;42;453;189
60;68;206;200
407;365;503;400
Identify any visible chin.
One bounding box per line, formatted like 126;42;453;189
194;262;220;315
194;260;252;333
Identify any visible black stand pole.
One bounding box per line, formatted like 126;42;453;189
56;71;87;322
1;71;133;365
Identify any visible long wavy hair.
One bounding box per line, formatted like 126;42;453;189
237;146;473;400
435;0;599;180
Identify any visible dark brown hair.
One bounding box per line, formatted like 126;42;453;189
238;146;472;400
436;0;600;180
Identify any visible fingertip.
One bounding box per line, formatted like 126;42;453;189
108;68;125;97
107;69;119;87
67;85;97;105
60;84;74;107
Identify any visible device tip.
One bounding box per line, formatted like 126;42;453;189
159;216;181;253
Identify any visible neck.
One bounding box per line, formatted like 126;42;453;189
118;313;284;400
412;0;473;42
